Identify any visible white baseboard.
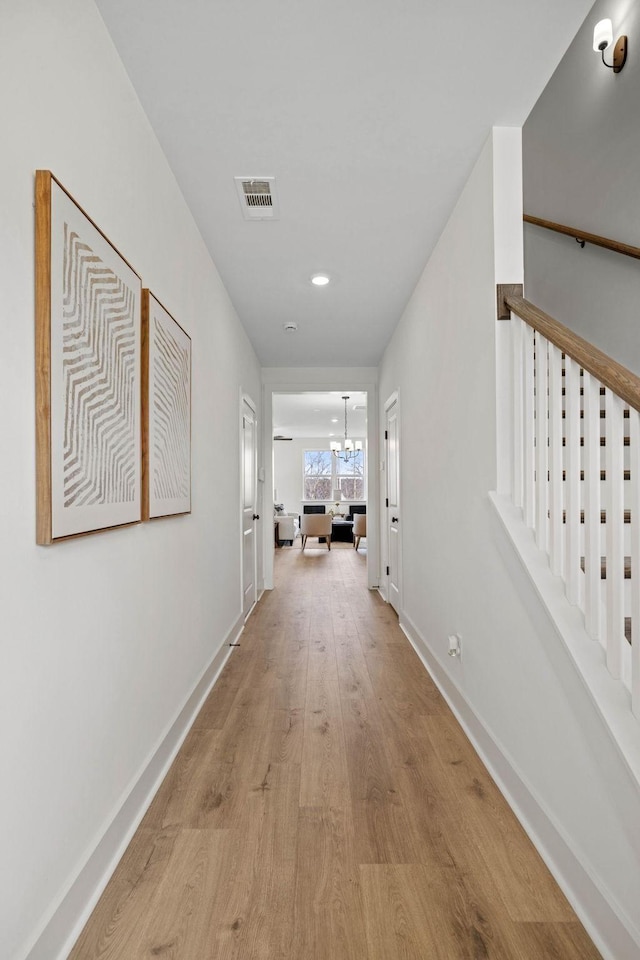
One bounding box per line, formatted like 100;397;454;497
25;612;244;960
400;611;640;960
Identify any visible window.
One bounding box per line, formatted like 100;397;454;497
303;449;332;500
336;449;365;500
303;448;365;501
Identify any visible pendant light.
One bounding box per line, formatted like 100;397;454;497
330;396;363;463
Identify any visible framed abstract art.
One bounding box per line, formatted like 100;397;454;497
35;171;142;543
141;291;191;520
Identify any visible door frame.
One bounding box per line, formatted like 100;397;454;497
262;372;379;591
383;390;402;614
240;391;260;619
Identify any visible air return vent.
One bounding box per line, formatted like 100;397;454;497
234;177;279;220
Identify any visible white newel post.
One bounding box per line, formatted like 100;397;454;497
512;316;524;510
496;314;514;498
523;323;535;529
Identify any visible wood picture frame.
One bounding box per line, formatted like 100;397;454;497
141;291;192;520
35;171;142;544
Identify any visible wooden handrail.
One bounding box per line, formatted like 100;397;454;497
524;214;640;262
504;294;640;414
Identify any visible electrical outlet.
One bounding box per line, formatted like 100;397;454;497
448;633;462;658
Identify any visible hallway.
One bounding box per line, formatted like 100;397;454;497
69;542;601;959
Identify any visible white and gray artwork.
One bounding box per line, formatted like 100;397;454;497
49;177;141;539
148;295;191;518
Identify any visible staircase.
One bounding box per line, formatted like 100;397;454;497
498;288;640;717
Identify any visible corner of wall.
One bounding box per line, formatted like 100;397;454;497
492;126;524;497
492;127;524;285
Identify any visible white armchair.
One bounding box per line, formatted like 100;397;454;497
275;513;299;545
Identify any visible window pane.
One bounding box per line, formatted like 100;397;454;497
304;450;332;476
339;477;364;500
336;449;364;476
304;477;332;500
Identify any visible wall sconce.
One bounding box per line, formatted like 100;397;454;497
593;18;627;73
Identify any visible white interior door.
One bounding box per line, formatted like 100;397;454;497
242;397;258;620
385;396;401;614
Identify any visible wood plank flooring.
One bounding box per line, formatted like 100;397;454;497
69;541;601;959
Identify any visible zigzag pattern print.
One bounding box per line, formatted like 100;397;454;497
152;316;190;500
62;223;137;507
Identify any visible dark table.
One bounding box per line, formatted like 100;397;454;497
331;518;354;543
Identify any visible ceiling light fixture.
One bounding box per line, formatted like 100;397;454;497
283;321;298;333
311;274;330;286
593;18;627;72
330;396;362;463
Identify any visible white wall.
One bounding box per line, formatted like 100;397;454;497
0;3;261;958
523;0;640;375
274;438;316;514
274;438;366;515
379;129;640;958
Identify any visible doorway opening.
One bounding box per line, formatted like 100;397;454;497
270;390;371;577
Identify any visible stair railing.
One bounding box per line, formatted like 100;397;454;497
497;287;640;718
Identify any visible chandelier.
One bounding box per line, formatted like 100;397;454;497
330;396;363;463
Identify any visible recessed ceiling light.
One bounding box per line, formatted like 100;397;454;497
283;321;298;333
311;274;330;286
331;419;338;423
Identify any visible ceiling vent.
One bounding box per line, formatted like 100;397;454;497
234;177;279;220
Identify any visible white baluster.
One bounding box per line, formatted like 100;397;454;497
512;317;524;510
605;391;624;678
523;323;535;529
565;357;581;606
535;334;549;551
630;408;640;718
583;372;602;640
548;344;563;577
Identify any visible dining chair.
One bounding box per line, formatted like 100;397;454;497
300;513;333;550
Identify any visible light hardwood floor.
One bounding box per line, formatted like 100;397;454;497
69;540;602;959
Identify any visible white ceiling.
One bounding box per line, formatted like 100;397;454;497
95;0;593;367
273;392;367;439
